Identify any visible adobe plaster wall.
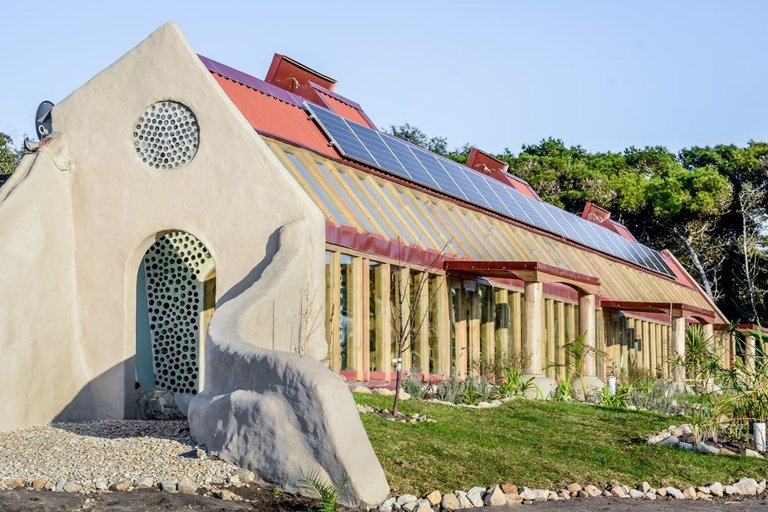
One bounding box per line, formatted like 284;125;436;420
0;141;86;429
0;22;326;429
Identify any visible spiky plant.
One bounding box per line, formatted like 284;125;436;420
299;471;349;512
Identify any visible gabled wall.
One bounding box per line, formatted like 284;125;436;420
0;22;326;430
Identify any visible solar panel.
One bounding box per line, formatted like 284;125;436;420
304;102;676;278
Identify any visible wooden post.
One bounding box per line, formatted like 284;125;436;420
375;263;392;381
415;272;430;377
494;288;509;365
642;320;651;371
435;275;451;378
361;258;371;381
468;288;481;375
326;251;341;373
510;291;523;361
579;293;597;377
545;298;555;379
556;301;566;381
349;256;365;381
455;285;468;378
524;282;544;375
481;287;496;372
596;307;605;379
745;334;757;372
398;268;411;374
649;322;657;377
671;316;686;382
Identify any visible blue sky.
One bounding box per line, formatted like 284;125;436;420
1;1;767;154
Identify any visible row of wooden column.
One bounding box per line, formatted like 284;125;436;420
325;249;722;384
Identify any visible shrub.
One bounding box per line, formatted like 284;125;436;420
402;372;423;398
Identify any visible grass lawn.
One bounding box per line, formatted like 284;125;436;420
355;394;768;495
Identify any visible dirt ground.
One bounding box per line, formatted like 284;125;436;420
3;488;768;512
0;486;355;512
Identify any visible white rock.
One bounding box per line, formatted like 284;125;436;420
396;494;418;506
414;498;432;512
723;485;738;495
666;487;684;499
629;489;644;498
93;480;108;491
584;484;602;497
694;442;719;455
378;497;396;512
135;477;154;489
63;482;80;493
177;479;198;495
455;490;471;508
519;487;537;500
637;482;651;493
708;482;723;497
746;449;764;459
733;478;758;495
659;436;679;447
352;386;372;394
648;432;671;444
484;485;506;506
158;480;178;493
467;486;485;506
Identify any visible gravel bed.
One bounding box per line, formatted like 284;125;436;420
0;420;240;492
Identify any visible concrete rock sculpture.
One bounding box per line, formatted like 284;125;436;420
189;221;389;507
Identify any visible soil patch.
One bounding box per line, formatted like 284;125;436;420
0;486;360;512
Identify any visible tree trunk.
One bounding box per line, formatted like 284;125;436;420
673;228;714;299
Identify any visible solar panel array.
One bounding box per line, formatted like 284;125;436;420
304;102;675;278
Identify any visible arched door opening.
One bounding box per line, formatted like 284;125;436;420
135;231;215;418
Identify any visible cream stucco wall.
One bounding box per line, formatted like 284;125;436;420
0;23;326;430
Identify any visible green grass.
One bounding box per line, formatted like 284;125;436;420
356;395;768;495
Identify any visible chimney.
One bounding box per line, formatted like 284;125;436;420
466;147;509;176
265;54;336;103
581;202;611;224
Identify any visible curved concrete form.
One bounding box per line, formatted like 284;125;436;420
189;220;390;507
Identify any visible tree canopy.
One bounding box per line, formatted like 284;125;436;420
388;126;767;325
0;133;20;175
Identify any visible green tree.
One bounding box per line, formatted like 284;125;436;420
0;133;20;175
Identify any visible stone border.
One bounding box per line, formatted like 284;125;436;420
647;423;765;458
378;478;768;511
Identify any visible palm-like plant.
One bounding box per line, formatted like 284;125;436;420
548;333;607;400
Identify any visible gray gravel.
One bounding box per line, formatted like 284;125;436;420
0;420;240;492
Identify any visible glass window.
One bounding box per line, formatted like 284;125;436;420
339;254;354;370
410;270;424;371
428;276;440;374
368;260;381;372
389;266;399;369
449;283;460;376
479;284;494;371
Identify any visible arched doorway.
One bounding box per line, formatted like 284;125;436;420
135;231;215;418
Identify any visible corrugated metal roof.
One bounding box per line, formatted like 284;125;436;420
266;138;722;319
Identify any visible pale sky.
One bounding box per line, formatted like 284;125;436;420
1;1;767;154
